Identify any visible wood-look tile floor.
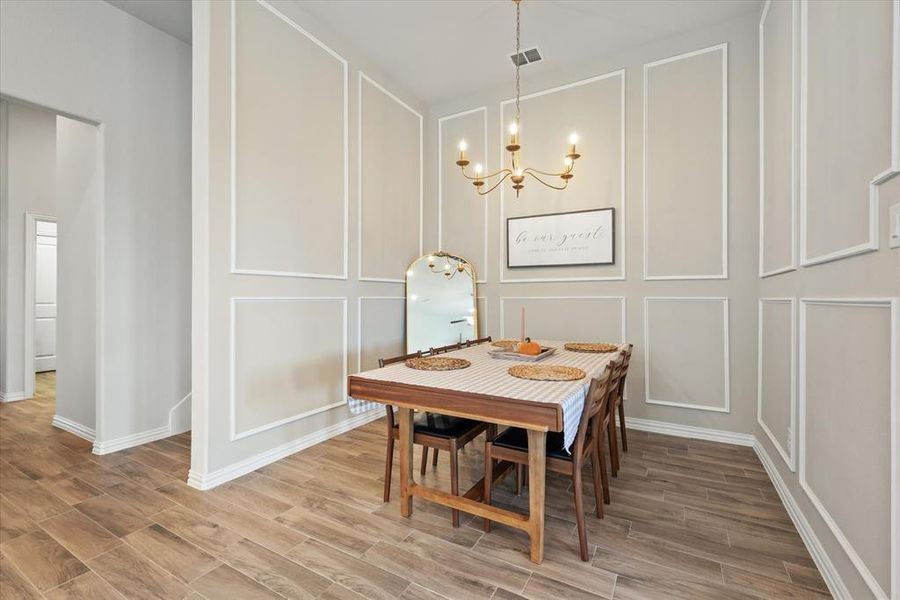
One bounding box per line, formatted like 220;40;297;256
1;373;831;599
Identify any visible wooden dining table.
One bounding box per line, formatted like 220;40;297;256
346;340;626;564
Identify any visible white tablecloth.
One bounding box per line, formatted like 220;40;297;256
349;340;625;451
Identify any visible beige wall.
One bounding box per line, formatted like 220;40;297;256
426;13;761;437
192;0;426;485
757;1;899;599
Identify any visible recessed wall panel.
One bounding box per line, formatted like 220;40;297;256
802;1;893;264
801;300;893;597
500;72;624;282
359;73;422;281
760;1;795;276
233;0;346;277
758;299;794;468
500;297;624;343
644;298;729;411
439;108;488;281
644;45;727;279
232;298;346;440
358;297;405;372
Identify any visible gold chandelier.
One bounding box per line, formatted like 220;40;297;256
455;0;581;198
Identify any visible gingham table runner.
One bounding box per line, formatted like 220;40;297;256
348;340;626;451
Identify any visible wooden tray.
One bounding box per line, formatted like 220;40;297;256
508;364;586;381
488;346;557;362
490;339;519;349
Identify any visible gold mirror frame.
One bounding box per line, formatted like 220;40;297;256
405;252;479;353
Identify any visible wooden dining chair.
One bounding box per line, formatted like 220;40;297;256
379;351;490;527
483;360;620;561
607;345;632;477
426;337;492;468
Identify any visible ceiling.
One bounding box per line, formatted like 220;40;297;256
300;0;761;104
103;0;761;104
105;0;192;45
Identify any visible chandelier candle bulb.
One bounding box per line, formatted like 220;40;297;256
456;140;470;167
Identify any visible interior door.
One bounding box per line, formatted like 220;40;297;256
34;220;57;373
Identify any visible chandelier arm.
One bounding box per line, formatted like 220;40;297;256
459;166;513;181
477;172;513;196
524;170;570;191
523;166;573;178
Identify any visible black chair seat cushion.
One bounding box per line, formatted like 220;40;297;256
393;412;482;439
492;427;572;460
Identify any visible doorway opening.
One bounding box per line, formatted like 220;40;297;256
1;98;100;442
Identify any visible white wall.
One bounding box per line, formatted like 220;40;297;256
756;2;899;598
191;0;425;488
0;0;191;448
0;100;57;402
54;115;100;432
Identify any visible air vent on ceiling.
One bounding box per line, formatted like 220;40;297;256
510;47;542;66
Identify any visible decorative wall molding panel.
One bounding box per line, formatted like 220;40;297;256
759;0;798;278
438;106;489;283
499;296;626;343
358;71;423;283
799;0;899;267
230;0;349;279
798;298;898;600
230;297;348;442
357;296;405;373
643;44;728;280
757;298;796;471
499;70;626;283
643;297;730;412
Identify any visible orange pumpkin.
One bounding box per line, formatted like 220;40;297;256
519;338;542;356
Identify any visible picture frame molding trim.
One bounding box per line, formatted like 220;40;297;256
642;43;729;281
498;69;626;283
229;0;350;280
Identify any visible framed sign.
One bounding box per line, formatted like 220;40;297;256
507;208;614;268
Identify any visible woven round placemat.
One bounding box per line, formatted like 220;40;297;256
491;339;518;349
564;342;619;353
405;356;471;371
508;364;586;381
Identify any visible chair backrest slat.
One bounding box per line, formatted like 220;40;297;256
464;336;492;347
378;350;423;368
430;342;463;355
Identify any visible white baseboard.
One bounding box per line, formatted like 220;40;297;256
187;408;384;490
0;390;27;403
753;439;850;599
168;392;192;435
625;416;755;446
92;425;172;455
51;415;96;441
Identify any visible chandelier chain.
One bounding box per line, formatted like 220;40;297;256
515;0;520;125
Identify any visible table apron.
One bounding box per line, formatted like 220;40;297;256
347;376;561;432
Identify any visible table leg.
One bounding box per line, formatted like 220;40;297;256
526;429;546;564
398;407;414;517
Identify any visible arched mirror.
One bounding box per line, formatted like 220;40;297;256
406;252;478;353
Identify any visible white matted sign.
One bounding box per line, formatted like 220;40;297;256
507;208;615;268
